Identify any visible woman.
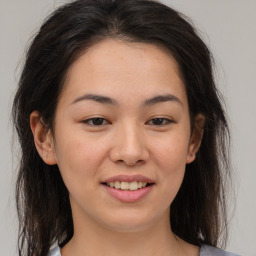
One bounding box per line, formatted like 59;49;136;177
12;0;240;255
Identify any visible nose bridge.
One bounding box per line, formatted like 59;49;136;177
109;120;149;165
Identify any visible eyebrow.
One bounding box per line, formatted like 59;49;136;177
72;94;118;105
142;94;183;107
71;93;182;107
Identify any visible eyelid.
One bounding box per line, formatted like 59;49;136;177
81;116;175;127
82;117;111;126
146;117;175;126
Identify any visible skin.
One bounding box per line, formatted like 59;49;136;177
31;39;204;256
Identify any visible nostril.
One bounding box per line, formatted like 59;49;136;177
114;159;144;166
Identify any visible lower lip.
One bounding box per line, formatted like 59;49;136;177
102;184;154;203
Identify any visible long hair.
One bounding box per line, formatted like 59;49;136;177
12;0;231;255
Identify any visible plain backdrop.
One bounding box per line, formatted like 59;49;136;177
1;0;255;255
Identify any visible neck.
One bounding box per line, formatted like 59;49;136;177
62;211;184;256
61;198;200;256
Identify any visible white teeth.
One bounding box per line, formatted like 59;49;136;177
121;181;129;190
106;181;149;190
114;181;120;189
129;181;138;191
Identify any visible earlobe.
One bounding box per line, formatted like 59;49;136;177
30;111;57;165
186;114;205;164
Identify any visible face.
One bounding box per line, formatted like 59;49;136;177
32;39;203;233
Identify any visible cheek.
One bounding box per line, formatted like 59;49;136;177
151;133;190;201
53;133;105;190
152;132;190;171
54;129;106;167
54;140;100;209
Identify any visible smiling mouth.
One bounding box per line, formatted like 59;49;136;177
102;181;153;191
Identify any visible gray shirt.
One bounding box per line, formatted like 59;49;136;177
48;245;240;256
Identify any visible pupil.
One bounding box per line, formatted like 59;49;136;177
153;118;163;125
93;118;104;125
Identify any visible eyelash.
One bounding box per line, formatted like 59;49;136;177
82;117;174;126
146;118;174;126
82;118;110;126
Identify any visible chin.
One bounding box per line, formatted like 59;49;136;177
105;221;151;233
99;210;161;233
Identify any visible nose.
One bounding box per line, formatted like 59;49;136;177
109;124;149;166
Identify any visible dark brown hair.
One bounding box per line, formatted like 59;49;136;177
12;0;231;255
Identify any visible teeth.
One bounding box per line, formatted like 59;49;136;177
121;181;129;190
129;181;138;190
114;181;120;189
106;181;149;190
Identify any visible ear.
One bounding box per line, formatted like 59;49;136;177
30;111;57;165
186;113;205;164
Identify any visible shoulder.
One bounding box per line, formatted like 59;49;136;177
48;244;241;256
200;244;241;256
48;246;61;256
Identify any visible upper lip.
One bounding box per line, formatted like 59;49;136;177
102;175;155;183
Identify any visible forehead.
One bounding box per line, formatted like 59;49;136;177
68;38;181;79
60;38;187;107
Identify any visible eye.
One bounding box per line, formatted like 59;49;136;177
147;118;173;126
82;117;110;126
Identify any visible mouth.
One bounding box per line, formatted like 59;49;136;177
102;181;153;191
101;175;155;202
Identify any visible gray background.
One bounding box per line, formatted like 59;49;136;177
1;0;255;255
